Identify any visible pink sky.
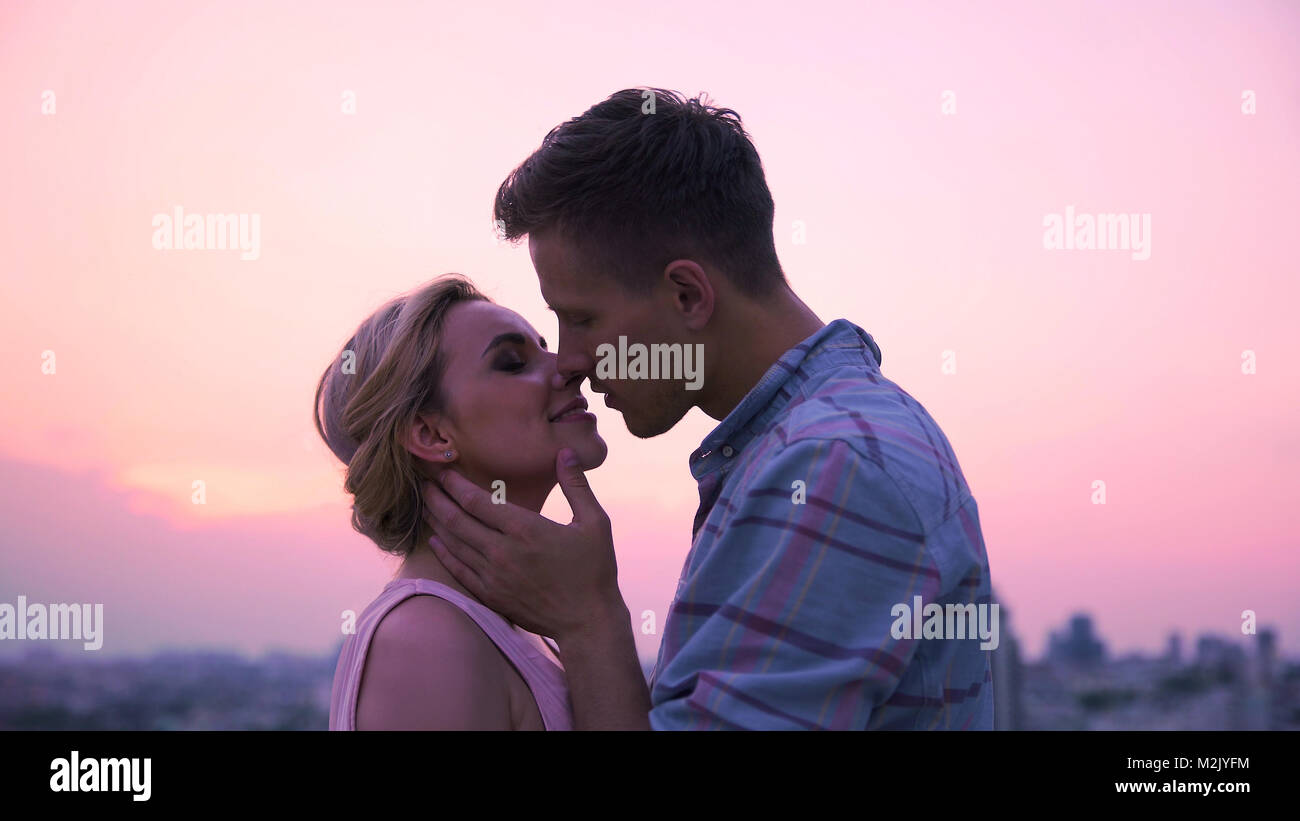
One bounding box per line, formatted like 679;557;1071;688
1;0;1297;662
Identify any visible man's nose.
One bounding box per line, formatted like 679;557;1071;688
551;341;594;390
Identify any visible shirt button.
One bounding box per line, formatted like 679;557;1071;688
721;445;735;458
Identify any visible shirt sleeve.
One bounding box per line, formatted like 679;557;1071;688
648;436;942;730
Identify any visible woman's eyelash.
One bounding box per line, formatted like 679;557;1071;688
498;358;526;372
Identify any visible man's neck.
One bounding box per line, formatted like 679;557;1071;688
698;286;824;421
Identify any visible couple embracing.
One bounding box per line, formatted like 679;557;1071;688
321;88;993;731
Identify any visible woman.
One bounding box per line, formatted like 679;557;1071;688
317;274;606;730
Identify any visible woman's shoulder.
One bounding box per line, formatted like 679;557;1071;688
372;593;495;652
355;593;515;730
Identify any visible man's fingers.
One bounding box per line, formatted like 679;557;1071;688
428;535;489;601
432;521;491;576
555;448;607;525
418;481;441;530
422;477;503;553
436;469;534;536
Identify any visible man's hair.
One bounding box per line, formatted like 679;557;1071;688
493;88;786;297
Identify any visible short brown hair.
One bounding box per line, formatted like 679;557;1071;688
493;88;785;297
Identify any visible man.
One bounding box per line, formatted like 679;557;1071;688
422;88;993;730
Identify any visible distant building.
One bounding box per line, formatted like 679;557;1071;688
1048;614;1106;669
990;588;1023;730
1165;632;1182;666
1195;635;1246;680
1256;628;1276;686
1236;627;1279;730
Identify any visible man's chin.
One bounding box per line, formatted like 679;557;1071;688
622;410;679;439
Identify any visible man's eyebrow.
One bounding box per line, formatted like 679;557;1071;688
481;332;547;357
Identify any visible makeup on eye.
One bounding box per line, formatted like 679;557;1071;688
481;331;548;359
483;330;548;373
495;355;526;373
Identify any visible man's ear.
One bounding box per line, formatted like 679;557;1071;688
662;259;715;331
405;413;458;465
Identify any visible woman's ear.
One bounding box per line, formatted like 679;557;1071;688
405;413;458;464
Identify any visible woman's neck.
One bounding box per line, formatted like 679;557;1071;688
395;476;555;609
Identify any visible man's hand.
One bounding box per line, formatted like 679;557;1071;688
420;448;622;642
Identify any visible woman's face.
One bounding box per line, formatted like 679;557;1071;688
417;299;607;493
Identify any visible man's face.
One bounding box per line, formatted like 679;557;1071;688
530;230;697;438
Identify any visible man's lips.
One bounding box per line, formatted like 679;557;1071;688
587;383;616;408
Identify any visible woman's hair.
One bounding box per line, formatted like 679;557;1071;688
314;274;490;556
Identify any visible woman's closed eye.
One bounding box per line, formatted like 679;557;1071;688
494;350;530;373
486;332;546;373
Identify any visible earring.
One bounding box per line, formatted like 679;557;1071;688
443;450;454;459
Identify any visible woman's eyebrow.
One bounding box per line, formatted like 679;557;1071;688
481;332;526;358
481;332;547;357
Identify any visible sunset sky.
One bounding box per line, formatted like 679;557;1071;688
2;0;1297;663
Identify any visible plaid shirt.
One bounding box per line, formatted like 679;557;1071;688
648;319;994;730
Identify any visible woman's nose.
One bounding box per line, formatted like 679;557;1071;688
545;351;582;391
550;369;583;391
554;329;596;384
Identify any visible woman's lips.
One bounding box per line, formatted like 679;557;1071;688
552;408;596;424
550;397;596;424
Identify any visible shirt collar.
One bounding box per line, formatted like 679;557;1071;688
689;318;882;478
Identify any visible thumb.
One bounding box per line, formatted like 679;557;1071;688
556;448;603;522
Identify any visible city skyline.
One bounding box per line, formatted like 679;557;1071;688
4;607;1294;731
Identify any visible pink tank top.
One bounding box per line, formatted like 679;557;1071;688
329;577;573;730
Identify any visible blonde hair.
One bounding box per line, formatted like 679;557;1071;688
314;274;489;556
